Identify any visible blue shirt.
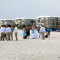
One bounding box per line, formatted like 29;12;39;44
46;29;50;32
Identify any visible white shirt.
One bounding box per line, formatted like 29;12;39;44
5;27;12;33
40;27;46;32
0;27;6;33
14;27;18;33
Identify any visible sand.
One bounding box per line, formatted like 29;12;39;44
0;30;60;60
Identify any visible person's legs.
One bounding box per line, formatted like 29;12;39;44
7;32;10;40
23;36;26;39
1;33;4;41
6;33;8;40
48;32;50;37
23;36;25;39
27;36;30;39
11;32;13;40
4;33;6;40
1;33;3;40
15;33;18;40
39;32;41;38
2;33;5;41
42;32;45;40
9;32;12;41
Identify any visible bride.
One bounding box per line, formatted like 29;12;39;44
30;27;40;39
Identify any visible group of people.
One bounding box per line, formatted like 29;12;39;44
22;25;51;39
0;24;51;41
0;25;18;41
22;25;30;39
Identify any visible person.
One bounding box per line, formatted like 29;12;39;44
0;25;6;41
5;25;12;40
22;27;27;39
26;25;30;39
46;28;51;38
5;25;8;40
40;25;46;40
10;25;14;40
37;26;40;33
14;25;18;40
4;25;6;40
30;25;39;39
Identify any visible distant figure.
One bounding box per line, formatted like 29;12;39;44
0;25;6;41
46;28;51;38
5;25;12;40
40;25;46;40
22;28;27;39
14;25;18;40
26;26;30;39
30;25;39;39
30;29;39;39
37;26;40;33
10;26;14;40
5;25;8;40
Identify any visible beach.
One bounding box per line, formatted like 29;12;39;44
0;30;60;60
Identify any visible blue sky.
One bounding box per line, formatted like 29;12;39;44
0;0;60;19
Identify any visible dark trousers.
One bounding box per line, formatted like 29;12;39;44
23;36;27;39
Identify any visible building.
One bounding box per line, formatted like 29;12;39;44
15;18;35;26
0;20;5;27
36;16;60;28
24;19;35;26
46;17;60;28
0;19;14;27
4;20;14;25
35;16;49;27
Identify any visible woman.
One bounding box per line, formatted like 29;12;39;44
22;28;27;39
26;26;30;39
30;26;39;39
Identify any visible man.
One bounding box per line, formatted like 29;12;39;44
0;25;6;41
40;25;46;39
14;25;18;40
6;25;12;40
26;25;30;39
10;25;14;40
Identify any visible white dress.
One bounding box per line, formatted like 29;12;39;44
30;29;39;39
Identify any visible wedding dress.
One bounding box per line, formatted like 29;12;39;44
30;29;40;39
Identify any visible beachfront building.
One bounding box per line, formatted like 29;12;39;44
15;18;35;26
0;19;14;27
0;20;5;27
35;16;49;27
24;19;35;26
46;17;60;28
36;16;60;28
58;18;60;25
4;20;14;25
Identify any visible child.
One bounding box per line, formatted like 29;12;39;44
22;28;27;39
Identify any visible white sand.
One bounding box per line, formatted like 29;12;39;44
0;30;60;60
